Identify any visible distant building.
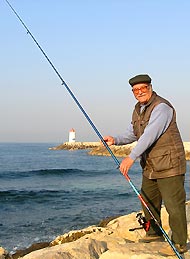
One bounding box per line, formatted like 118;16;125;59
68;128;76;143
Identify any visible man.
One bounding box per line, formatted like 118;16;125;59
103;74;187;256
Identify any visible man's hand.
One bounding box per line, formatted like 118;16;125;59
120;156;134;176
101;136;115;146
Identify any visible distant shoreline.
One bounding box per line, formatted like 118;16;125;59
49;141;190;160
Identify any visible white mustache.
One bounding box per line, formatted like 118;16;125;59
137;93;146;97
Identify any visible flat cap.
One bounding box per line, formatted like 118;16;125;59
129;74;151;86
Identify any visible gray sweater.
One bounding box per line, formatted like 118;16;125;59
114;103;173;161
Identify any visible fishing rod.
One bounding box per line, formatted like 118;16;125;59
4;1;183;258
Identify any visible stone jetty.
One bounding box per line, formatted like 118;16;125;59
49;142;100;150
50;141;190;160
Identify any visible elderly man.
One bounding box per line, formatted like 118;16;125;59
103;74;187;256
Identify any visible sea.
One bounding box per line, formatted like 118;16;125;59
0;142;189;253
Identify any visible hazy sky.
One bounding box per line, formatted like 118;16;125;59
1;0;190;143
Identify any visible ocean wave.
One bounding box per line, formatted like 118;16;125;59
0;187;132;205
0;189;69;203
0;168;86;178
32;168;85;176
0;168;114;179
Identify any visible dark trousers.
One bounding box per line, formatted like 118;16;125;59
141;174;187;245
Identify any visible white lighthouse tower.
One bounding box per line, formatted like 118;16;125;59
68;128;76;143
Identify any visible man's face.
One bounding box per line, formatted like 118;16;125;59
132;83;152;104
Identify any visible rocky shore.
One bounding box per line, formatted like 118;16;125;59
1;143;189;258
50;141;190;160
1;202;190;259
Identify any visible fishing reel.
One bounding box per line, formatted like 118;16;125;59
129;212;150;232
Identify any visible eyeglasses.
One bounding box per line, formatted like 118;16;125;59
132;85;149;95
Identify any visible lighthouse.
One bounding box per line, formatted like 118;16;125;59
68;128;76;143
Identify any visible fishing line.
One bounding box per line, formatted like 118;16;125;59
4;1;184;258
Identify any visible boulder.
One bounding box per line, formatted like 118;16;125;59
16;201;190;259
0;247;11;259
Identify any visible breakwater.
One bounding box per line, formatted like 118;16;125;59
49;142;100;150
50;141;190;160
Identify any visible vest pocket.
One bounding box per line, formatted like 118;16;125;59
147;149;173;172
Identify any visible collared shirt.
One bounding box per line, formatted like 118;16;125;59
114;103;173;161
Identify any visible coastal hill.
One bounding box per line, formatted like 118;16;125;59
1;202;190;259
50;141;190;160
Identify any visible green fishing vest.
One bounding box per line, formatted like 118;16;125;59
132;91;186;179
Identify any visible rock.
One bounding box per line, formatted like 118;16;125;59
89;142;190;160
0;247;11;259
99;243;177;259
20;239;107;259
12;242;50;259
98;216;121;228
49;142;100;151
184;142;190;160
18;201;190;259
88;143;136;157
50;226;105;246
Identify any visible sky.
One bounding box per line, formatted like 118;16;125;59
0;0;190;143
